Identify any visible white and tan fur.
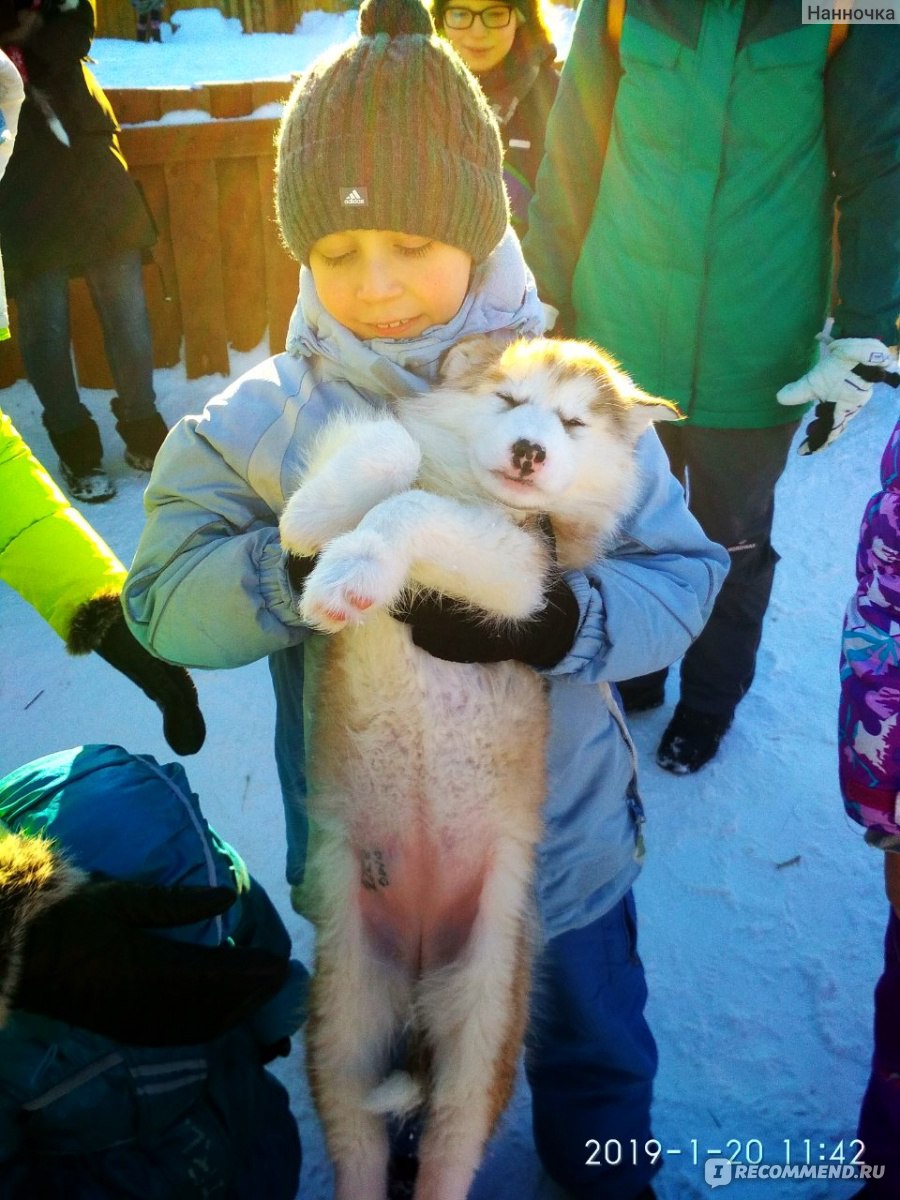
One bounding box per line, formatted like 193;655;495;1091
279;337;680;1200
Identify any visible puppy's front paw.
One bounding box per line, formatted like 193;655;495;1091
299;530;407;632
280;488;327;559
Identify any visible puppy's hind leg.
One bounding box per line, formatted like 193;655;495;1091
308;849;413;1200
413;841;534;1200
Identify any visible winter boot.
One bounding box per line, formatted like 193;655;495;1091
656;702;732;775
617;670;668;715
43;417;116;504
110;397;168;472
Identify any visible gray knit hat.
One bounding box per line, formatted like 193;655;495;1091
276;0;508;265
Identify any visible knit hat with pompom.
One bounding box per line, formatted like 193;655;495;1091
275;0;508;265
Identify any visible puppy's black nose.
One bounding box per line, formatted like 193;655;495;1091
511;439;546;477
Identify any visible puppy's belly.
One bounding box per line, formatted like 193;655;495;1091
311;617;547;971
356;828;491;973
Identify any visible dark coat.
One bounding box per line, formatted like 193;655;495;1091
478;43;559;237
0;744;306;1197
0;0;155;287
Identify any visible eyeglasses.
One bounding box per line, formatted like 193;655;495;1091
443;5;516;30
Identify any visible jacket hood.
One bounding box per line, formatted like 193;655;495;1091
0;745;245;947
284;227;546;399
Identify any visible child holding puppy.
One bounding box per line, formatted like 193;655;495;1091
123;1;728;1196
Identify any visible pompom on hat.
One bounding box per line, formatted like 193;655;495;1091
275;0;509;265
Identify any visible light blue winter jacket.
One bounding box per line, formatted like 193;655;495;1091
123;231;729;938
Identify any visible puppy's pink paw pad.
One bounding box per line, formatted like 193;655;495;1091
347;593;375;613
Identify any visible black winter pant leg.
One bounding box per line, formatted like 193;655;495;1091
656;420;798;719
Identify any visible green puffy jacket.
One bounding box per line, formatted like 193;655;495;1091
0;407;125;640
524;1;900;428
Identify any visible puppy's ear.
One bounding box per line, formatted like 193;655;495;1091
439;334;510;383
624;387;683;438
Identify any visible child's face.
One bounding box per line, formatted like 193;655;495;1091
309;230;473;341
441;3;520;75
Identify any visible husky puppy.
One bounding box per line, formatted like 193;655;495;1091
279;336;680;1200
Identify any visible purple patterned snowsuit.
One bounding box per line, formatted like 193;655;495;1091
840;415;900;1195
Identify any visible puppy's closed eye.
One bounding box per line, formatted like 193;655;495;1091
497;392;522;410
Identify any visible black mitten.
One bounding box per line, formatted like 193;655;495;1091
394;574;580;669
68;595;206;756
286;552;318;594
11;869;289;1045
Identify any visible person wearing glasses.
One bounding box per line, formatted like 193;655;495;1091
432;0;558;237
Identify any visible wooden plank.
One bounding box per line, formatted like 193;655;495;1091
263;0;295;34
105;87;161;126
94;0;136;40
158;85;212;117
165;158;231;378
217;158;268;352
257;154;298;355
119;117;280;167
250;78;294;109
205;81;254;119
247;0;265;33
134;163;184;368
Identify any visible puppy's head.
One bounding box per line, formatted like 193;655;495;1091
435;335;681;516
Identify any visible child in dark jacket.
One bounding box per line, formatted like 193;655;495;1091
0;743;307;1198
840;414;900;1196
431;0;558;237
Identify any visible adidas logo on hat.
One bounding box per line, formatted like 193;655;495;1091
341;187;368;206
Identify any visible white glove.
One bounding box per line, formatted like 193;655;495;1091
777;336;899;455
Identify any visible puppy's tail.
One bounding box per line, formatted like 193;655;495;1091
362;1070;423;1118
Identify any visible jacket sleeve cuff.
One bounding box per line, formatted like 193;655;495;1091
865;828;900;853
538;569;599;676
830;318;900;349
0;833;86;1026
66;591;123;655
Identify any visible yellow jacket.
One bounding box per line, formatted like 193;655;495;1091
0;408;125;641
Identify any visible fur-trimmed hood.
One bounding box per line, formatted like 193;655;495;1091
0;830;85;1027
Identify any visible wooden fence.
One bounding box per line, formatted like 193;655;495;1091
0;79;300;391
95;0;353;40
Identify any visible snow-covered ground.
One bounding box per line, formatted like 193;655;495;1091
2;8;897;1198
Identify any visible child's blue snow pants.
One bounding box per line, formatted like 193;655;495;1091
525;890;660;1200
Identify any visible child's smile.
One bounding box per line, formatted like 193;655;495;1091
310;229;473;341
